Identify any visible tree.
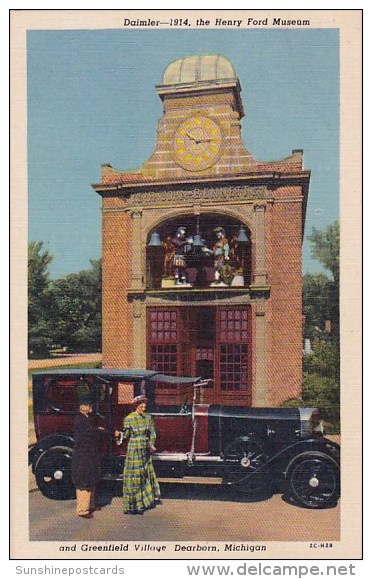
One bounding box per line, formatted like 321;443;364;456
302;272;330;341
308;221;339;285
28;243;102;356
282;342;340;432
283;222;341;433
303;341;340;381
302;342;340;430
28;241;54;357
305;221;340;347
49;259;102;352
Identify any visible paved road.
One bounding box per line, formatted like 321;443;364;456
29;475;340;544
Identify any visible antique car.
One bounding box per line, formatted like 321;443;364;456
28;369;340;509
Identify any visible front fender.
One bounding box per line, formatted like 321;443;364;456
289;437;339;457
270;437;340;472
29;433;74;472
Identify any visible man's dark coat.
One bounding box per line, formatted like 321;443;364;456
71;412;101;489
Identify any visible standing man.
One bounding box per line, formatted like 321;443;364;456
71;399;102;519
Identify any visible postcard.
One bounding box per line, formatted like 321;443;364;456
10;8;362;565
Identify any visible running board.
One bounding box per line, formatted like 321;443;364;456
152;453;223;463
102;453;224;483
102;473;223;484
158;476;223;485
152;453;187;462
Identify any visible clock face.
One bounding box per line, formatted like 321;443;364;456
173;116;223;171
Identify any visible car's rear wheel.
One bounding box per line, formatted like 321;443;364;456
285;451;340;509
223;438;272;497
34;446;75;500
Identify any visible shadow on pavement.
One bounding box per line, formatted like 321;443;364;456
95;480;274;507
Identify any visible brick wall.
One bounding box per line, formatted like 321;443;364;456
142;91;254;180
266;185;303;406
102;196;134;368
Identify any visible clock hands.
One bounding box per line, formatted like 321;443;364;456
174;116;222;170
185;133;213;145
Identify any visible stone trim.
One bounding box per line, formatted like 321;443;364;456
128;289;269;308
130;209;144;290
119;185;270;208
101;196;304;214
252;202;268;287
253;299;267;406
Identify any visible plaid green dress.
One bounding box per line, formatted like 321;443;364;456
122;411;161;514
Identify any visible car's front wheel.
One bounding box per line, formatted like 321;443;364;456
223;438;272;497
34;446;75;500
285;451;340;509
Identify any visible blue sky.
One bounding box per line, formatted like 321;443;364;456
27;28;339;279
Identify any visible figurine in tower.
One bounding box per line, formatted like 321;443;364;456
229;233;242;272
162;235;175;279
203;227;230;283
172;226;190;285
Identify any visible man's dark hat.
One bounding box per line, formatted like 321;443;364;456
78;396;93;406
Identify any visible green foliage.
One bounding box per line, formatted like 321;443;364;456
300;222;340;432
302;273;330;340
28;243;102;357
304;221;340;348
302;373;339;427
279;398;303;408
304;342;340;431
282;342;340;433
48;259;102;352
308;221;339;284
28;241;54;357
28;241;53;290
303;342;340;380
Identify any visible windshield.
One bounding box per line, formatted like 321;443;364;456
46;377;94;413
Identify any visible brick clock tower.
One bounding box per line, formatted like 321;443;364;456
92;54;310;408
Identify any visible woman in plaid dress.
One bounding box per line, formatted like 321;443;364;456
116;395;161;514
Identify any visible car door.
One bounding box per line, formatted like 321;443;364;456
151;406;194;453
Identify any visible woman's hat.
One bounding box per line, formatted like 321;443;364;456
132;394;148;405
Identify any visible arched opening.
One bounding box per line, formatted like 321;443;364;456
146;213;252;290
145;213;253;406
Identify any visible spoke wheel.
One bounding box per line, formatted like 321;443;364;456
35;446;75;500
223;439;271;496
286;452;340;509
